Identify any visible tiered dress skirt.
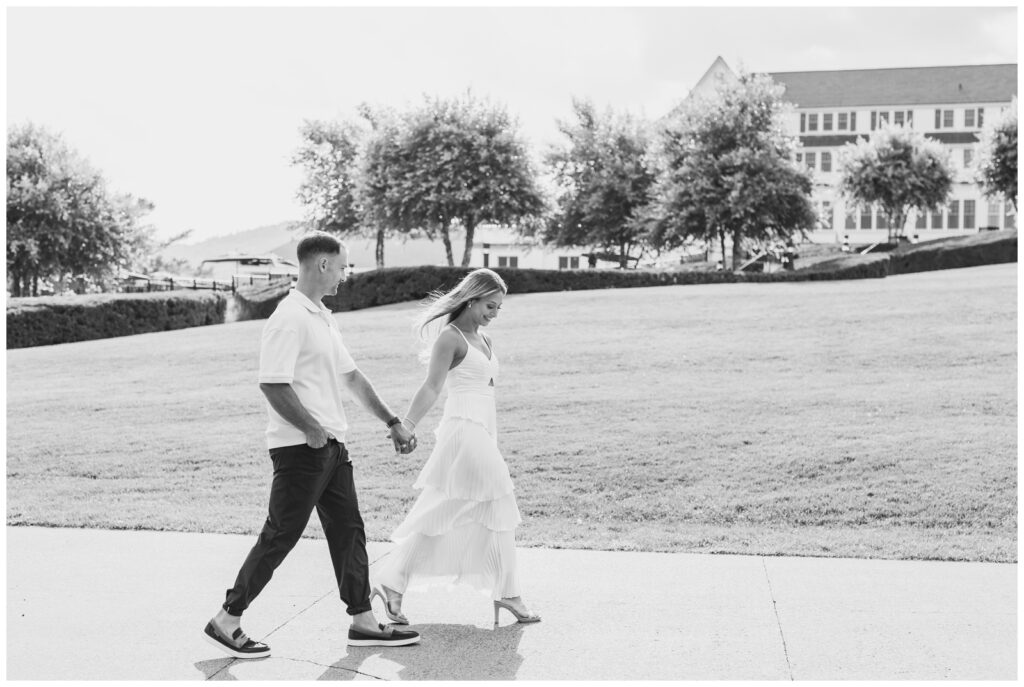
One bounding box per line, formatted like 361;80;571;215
376;389;523;599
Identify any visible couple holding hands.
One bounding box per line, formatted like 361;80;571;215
203;232;538;659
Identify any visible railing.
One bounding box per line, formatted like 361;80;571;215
120;272;296;294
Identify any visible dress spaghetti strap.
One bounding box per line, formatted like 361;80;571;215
448;323;470;345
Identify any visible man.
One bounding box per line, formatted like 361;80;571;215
203;232;420;658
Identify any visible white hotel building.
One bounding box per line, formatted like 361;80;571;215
695;58;1018;244
469;59;1018;269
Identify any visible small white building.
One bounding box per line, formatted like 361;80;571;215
469;225;602;270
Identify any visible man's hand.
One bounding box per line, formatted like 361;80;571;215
306;426;331;449
389;423;417;454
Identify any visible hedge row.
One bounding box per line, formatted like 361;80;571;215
225;256;889;322
9;229;1015;347
7;290;226;349
889;228;1017;275
790;229;1018;280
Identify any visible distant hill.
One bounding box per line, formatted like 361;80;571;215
269;233;461;271
162;221;466;272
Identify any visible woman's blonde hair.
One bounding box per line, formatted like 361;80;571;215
414;268;508;343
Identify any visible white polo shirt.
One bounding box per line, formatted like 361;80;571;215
258;289;358;449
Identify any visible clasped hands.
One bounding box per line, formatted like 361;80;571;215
389;422;418;455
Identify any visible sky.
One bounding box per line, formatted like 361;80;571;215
5;3;1019;244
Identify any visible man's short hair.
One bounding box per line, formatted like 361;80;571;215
296;231;343;263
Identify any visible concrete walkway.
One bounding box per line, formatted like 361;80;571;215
5;526;1016;680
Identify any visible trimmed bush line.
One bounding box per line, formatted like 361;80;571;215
232;279;294;321
889;228;1016;275
6;290;226;349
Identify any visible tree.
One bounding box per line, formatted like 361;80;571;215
379;93;546;267
838;124;953;242
7;123;154;296
977;102;1018;212
544;99;657;268
648;72;816;269
355;105;415;269
293;119;385;266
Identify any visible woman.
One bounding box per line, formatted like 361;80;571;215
372;268;540;625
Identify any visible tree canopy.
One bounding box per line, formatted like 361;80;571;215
7;123;154;296
977;102;1018;212
838;124;953;242
543;99;656;267
647;72;815;269
378;94;547;266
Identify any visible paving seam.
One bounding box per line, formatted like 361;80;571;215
266;657;389;681
761;557;794;681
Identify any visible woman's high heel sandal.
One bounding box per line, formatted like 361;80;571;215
370;586;409;625
493;598;541;624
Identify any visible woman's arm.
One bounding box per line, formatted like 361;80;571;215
402;328;463;430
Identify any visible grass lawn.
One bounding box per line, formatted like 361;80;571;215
6;263;1017;562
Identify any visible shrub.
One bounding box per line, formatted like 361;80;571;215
889;229;1016;275
232;279;294;321
7;290;226;349
230;230;1017;321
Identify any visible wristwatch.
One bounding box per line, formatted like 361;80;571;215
386;416;402;428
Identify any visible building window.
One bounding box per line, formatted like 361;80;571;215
943;110;954;128
965;109;975;128
916;210;927;229
558;256;568;270
823;113;833;131
978;108;985;127
497;256;519;268
800;113;806;133
860;205;872;229
570;256;580;269
964;200;976;229
808;113;818;132
1005;203;1016;229
838;112;848;130
894;111;904;126
795;152;803;164
987;200;1001;228
820;151;832;172
871;111;877;130
483;253;490;267
948;200;960;229
906;110;914;125
931;207;944;230
850;112;857;131
879;111;889;126
805;152;816;170
963;148;974;167
845;207;857;230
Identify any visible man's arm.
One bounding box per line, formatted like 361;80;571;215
260;383;330;448
339;368;416;451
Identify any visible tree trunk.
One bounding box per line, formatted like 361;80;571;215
719;228;727;270
440;222;454;266
32;273;39;297
732;228;744;272
375;227;385;269
619;241;628;269
461;220;476;267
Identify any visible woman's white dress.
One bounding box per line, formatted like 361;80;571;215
376;327;523;599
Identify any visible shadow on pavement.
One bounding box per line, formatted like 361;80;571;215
193;656;243;679
317;622;527;680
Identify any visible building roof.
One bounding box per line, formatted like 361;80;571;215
767;64;1017;108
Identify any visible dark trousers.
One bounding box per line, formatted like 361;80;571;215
222;439;372;617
